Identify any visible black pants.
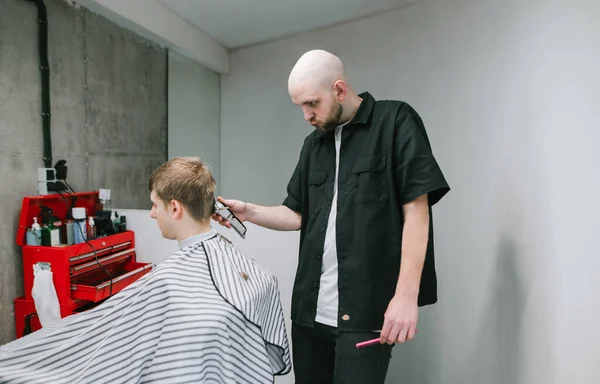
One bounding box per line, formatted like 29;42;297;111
292;322;394;384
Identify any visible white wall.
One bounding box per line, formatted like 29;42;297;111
114;209;178;266
168;51;221;192
221;0;600;383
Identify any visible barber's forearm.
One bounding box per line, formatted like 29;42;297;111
246;204;301;231
395;197;430;299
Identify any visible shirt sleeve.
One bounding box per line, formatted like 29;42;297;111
282;138;308;214
394;104;450;206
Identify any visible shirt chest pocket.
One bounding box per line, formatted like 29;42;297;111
351;155;388;205
307;169;328;213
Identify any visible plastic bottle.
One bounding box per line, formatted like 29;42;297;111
40;208;51;246
33;217;42;245
72;207;87;244
49;218;60;246
110;210;118;233
26;217;41;246
88;216;96;240
41;218;60;247
119;215;127;233
63;214;75;245
52;216;63;245
40;207;60;246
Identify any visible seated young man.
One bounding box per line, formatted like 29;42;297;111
0;157;291;384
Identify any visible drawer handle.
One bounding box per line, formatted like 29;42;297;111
69;241;132;263
96;265;152;289
71;248;136;271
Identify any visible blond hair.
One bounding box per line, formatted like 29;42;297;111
148;157;216;221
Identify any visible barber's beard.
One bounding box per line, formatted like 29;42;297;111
317;102;343;133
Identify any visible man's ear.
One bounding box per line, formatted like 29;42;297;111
333;80;347;101
170;200;184;220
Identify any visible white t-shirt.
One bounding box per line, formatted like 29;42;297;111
315;122;347;327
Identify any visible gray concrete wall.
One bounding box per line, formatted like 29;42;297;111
0;0;167;344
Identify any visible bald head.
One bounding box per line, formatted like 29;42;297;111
288;49;346;95
288;50;361;133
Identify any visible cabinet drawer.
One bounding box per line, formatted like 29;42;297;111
71;262;153;302
70;248;136;278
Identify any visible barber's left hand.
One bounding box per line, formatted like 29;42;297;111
379;294;418;344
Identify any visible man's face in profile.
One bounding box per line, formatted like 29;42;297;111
290;84;343;133
149;190;176;240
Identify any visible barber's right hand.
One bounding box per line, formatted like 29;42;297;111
211;196;248;228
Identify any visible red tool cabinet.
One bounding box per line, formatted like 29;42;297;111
13;191;153;339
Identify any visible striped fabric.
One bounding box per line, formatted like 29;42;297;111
0;231;291;383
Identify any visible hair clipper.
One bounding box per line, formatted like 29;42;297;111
214;199;247;239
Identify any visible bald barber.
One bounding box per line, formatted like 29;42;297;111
214;49;450;383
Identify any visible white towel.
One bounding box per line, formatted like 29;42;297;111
30;265;61;328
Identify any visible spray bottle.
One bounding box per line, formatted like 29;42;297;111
87;216;96;240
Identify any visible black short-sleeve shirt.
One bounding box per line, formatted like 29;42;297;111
283;92;450;331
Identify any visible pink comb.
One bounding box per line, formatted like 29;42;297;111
356;330;418;348
356;338;382;348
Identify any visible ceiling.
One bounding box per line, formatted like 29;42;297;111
158;0;414;49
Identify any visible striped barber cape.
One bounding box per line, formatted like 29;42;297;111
0;230;291;383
